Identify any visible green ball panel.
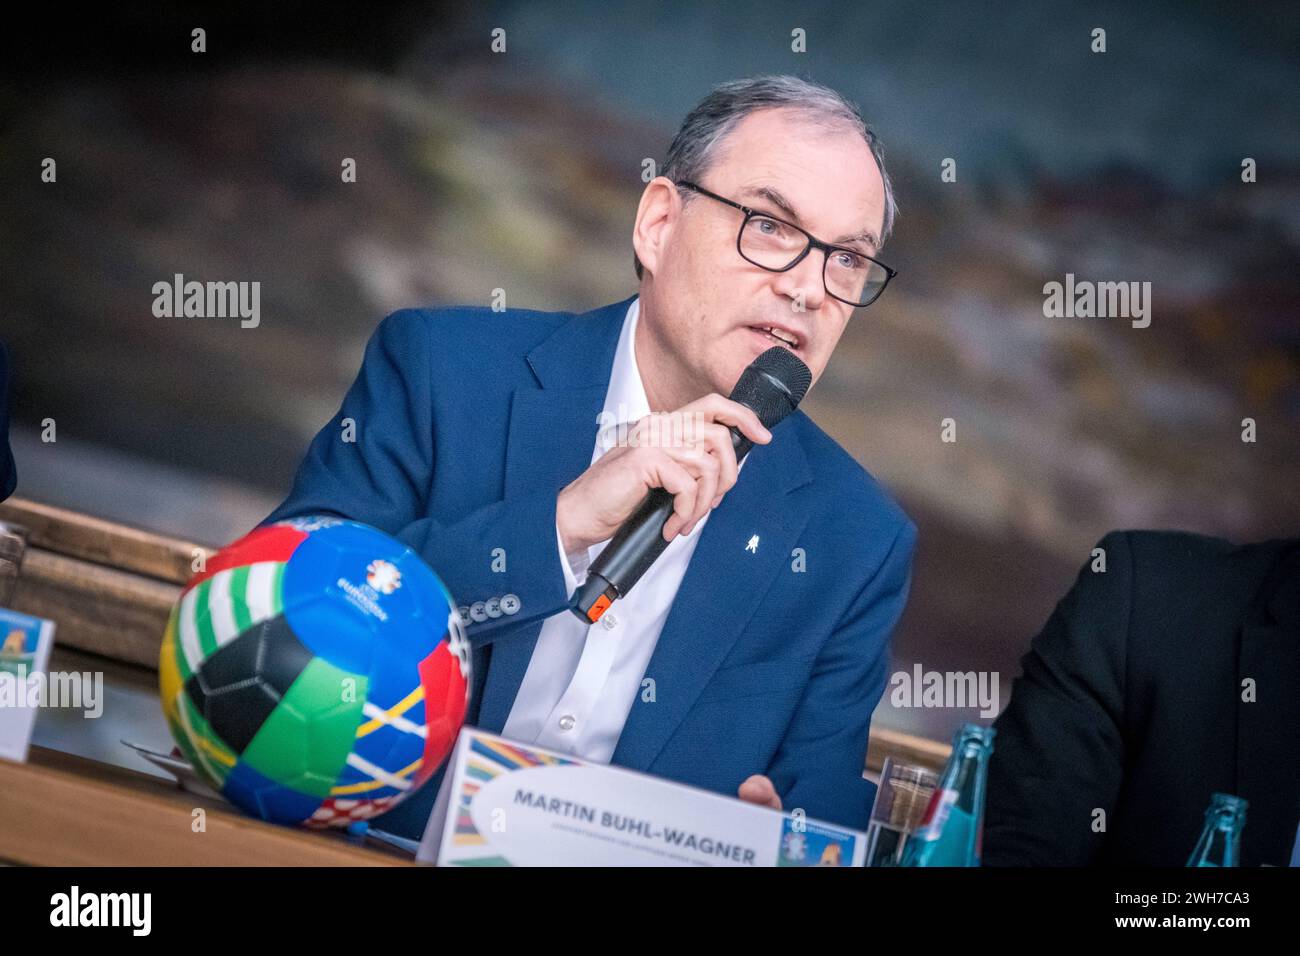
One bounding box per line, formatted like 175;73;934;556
240;655;368;798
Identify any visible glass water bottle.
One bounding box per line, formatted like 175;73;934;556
899;723;995;867
1186;792;1248;867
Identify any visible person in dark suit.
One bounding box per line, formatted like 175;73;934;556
0;341;15;501
984;529;1300;867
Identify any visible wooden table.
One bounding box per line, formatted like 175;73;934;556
0;747;414;866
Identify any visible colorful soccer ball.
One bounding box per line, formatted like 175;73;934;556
158;515;470;828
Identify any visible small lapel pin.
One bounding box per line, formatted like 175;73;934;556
745;534;760;554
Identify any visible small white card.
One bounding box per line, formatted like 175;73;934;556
0;606;57;762
120;739;226;800
417;726;867;866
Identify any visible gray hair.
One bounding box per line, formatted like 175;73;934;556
634;74;897;280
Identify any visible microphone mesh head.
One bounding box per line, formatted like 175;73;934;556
729;346;813;430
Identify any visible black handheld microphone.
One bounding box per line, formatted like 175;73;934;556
569;345;812;623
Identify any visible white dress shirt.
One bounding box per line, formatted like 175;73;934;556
501;296;746;762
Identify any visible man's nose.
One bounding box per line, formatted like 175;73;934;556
770;250;826;310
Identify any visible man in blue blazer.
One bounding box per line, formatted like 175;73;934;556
262;75;916;842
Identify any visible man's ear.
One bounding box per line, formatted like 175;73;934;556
631;176;679;279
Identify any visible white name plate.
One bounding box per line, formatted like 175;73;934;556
0;606;56;763
417;726;866;867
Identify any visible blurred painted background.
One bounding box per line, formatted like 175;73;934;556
2;0;1298;750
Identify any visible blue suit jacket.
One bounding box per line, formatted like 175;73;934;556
261;296;917;841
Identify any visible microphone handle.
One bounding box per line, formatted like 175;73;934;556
570;427;752;623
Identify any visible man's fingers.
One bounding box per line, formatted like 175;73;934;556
656;442;718;538
623;395;776;542
699;420;739;493
737;774;782;810
692;394;772;446
653;458;698;541
681;445;719;534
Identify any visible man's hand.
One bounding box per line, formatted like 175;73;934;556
737;774;783;811
556;393;771;554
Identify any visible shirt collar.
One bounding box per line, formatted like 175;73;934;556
595;297;651;455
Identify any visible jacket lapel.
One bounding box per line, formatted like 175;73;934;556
476;297;631;732
611;417;812;772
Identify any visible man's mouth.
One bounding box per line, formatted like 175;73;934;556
748;325;802;352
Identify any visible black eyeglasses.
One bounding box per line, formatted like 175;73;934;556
675;180;897;308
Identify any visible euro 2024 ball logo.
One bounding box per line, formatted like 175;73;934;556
365;559;402;595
